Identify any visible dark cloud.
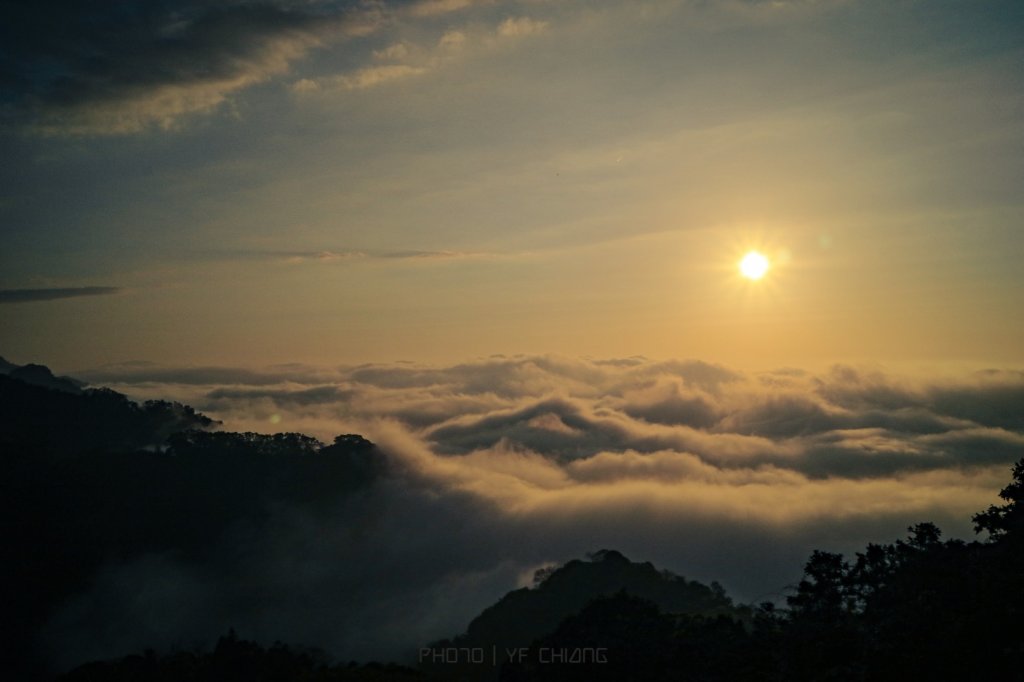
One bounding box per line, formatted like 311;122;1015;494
427;397;634;458
621;390;720;429
0;0;506;135
0;286;122;303
926;382;1024;431
814;366;1024;432
0;0;374;134
206;384;356;406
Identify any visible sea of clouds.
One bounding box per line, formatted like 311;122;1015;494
57;355;1023;666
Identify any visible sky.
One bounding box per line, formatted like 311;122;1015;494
2;0;1024;667
1;0;1023;370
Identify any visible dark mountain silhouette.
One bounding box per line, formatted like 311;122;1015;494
0;371;213;456
459;549;739;649
0;356;85;393
421;549;744;679
502;461;1024;681
10;363;86;393
0;361;384;681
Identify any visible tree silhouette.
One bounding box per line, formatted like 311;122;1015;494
973;458;1024;540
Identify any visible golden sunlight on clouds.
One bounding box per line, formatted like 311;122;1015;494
85;355;1021;535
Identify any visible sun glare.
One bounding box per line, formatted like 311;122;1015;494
739;251;770;280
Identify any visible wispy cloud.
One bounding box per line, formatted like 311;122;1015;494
0;287;123;304
197;247;505;265
291;10;550;94
318;63;430;91
406;0;488;18
496;16;548;38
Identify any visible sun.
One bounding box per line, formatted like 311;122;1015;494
739;251;770;280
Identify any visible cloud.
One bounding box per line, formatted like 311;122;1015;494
2;1;376;135
329;63;430;90
83;356;1024;483
292;9;552;94
196;247;502;265
5;0;977;135
496;16;549;37
0;286;122;303
373;42;412;61
407;0;486;18
1;0;560;132
48;355;1023;668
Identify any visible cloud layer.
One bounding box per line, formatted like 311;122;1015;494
55;356;1023;668
85;355;1024;480
0;0;553;134
0;286;122;303
1;0;376;134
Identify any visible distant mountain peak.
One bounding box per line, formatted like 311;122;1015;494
587;548;629;564
435;550;740;657
5;360;85;393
